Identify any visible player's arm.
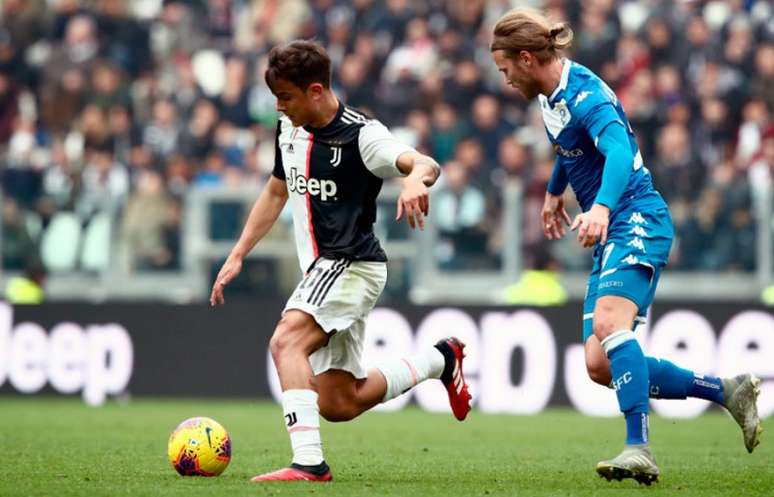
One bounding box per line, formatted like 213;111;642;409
359;120;440;230
210;176;289;306
395;151;441;230
571;120;634;247
543;157;572;240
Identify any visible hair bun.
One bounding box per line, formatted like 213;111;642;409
549;25;565;38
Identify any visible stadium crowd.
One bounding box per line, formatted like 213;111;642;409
0;0;772;277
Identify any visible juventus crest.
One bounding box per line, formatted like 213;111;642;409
330;146;341;167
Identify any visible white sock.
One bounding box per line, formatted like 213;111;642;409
376;346;446;402
281;389;323;466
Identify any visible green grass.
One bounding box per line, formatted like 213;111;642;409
1;397;771;497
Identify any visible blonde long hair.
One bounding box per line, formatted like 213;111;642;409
491;8;573;63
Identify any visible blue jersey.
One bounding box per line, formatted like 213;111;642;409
541;60;665;219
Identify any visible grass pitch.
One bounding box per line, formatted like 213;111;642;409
1;397;771;497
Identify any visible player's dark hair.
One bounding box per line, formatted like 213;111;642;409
491;8;573;64
265;40;332;91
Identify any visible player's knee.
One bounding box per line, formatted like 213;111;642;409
586;361;611;386
591;306;619;341
270;320;304;363
318;399;359;422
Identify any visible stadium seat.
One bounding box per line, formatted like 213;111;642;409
40;212;82;272
80;212;113;272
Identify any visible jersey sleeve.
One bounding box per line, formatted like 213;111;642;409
271;120;285;180
592;120;635;210
575;84;624;144
547;157;568;196
358;120;415;179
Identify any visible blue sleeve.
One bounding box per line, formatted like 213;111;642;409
547;157;568;195
592;120;634;210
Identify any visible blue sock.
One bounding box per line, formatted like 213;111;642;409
625;412;649;446
646;357;724;404
603;330;650;446
686;374;724;404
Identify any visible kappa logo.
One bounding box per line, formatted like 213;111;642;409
623;254;639;265
629;225;648;237
627;237;646;252
330;146;341;167
628;212;647;225
574;91;592;107
287;167;338;201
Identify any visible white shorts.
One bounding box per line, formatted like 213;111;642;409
284;257;387;379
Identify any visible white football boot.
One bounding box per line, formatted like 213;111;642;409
596;445;660;486
722;374;763;453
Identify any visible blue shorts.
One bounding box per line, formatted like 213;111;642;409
582;208;674;342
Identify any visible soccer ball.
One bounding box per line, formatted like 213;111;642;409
168;417;231;476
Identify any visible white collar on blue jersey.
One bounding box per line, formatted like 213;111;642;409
546;58;572;103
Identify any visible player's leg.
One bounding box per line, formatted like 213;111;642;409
592;315;659;484
585;336;720;401
592;294;659;485
584;275;762;453
252;310;333;482
315;337;471;422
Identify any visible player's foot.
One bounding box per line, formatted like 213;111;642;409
434;337;472;421
722;373;763;453
251;462;332;482
596;445;660;486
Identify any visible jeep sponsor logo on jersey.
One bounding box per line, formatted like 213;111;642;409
287;167;338;201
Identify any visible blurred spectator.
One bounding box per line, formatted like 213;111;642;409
0;70;19;143
89;61;131;109
120;169;176;272
77;143;129;220
434;160;488;270
0;0;770;278
651;123;705;203
42;15;99;99
179;99;219;160
143;99;180;159
5;260;46;304
1;197;38;270
216;56;252;128
430;102;466;164
469;94;511;165
502;251;567;306
751;43;774;109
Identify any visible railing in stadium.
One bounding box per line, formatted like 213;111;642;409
0;179;771;303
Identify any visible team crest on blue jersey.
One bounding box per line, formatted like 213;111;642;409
540;96;572;139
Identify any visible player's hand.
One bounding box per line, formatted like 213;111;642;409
570;204;610;248
541;192;572;240
210;255;243;306
396;176;430;230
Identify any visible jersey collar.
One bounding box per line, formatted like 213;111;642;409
546;58;572;103
303;101;345;134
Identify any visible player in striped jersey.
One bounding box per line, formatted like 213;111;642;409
210;40;471;483
491;8;762;485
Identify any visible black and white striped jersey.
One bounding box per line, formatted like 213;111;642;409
272;102;414;273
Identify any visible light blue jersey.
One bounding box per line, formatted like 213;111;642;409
539;60;674;340
542;60;666;219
